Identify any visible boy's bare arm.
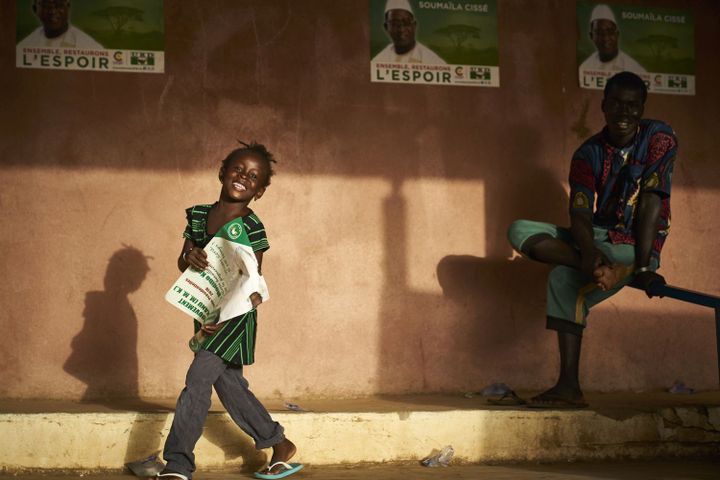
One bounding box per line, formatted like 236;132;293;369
250;251;264;307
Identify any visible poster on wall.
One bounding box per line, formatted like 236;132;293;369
16;0;164;73
577;2;694;95
370;0;499;87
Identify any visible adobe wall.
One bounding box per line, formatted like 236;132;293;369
0;0;718;400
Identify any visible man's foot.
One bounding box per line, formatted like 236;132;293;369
527;384;587;409
593;263;633;291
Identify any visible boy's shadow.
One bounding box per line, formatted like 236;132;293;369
63;247;165;464
64;246;151;403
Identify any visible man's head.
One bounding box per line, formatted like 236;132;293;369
589;4;619;63
383;0;416;55
33;0;70;39
602;71;647;147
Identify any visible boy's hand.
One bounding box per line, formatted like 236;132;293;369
184;247;209;270
200;323;220;335
250;292;263;308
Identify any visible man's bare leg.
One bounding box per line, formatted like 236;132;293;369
531;330;586;406
522;235;591;406
525;234;633;291
521;234;581;268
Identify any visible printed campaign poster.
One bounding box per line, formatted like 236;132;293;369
16;0;164;73
165;218;269;326
370;0;499;87
577;2;694;95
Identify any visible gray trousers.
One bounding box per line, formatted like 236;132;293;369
163;350;285;478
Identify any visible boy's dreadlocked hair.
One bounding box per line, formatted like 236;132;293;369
221;140;277;186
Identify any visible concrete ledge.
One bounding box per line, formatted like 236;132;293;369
2;393;720;471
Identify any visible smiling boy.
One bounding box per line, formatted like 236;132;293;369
159;142;302;480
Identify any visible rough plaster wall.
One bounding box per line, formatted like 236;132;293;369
0;0;719;400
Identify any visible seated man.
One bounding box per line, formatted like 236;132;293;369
507;71;677;408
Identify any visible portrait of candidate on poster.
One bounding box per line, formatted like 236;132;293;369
370;0;499;87
577;2;695;95
16;0;165;73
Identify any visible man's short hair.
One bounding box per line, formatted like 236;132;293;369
604;71;648;103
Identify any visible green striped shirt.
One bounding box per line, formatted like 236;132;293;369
183;203;269;365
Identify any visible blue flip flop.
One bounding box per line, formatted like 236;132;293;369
253;461;304;479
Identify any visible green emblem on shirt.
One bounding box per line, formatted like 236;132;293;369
227;222;243;240
643;172;660;190
573;192;590;209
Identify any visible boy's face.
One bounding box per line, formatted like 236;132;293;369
219;153;269;203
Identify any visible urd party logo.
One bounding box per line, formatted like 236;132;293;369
131;52;155;66
668;76;687;89
469;67;491;81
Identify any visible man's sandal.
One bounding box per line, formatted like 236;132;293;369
486;390;527;406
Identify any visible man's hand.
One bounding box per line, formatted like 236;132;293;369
580;247;610;278
593;263;634;291
634;271;666;298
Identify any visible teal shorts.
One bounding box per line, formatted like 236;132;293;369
507;219;659;328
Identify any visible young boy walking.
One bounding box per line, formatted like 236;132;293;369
158;142;302;480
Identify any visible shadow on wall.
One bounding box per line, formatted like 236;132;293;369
62;246;165;464
64;246;151;401
376;166;570;395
